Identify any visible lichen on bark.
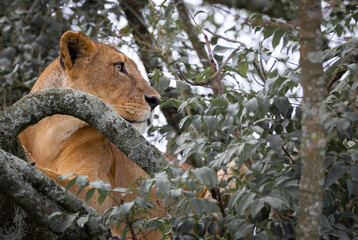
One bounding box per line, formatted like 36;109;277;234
296;0;326;239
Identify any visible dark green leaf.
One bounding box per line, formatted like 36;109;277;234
325;162;347;187
85;188;95;202
267;135;283;155
238;61;248;77
272;29;285;49
66;176;77;191
192;166;218;187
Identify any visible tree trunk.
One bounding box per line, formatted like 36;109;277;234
296;0;326;239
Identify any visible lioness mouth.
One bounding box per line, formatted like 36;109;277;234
123;118;152;126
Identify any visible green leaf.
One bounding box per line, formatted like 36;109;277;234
347;180;358;196
238;61;248;77
237;193;256;214
349;166;358;181
212;45;233;54
250;199;265;218
192;166;218;187
263;26;275;39
155;178;171;196
234;223;254;239
122;202;135;215
203;116;216;132
85;188;96;202
49;211;63;224
157;77;170;92
66;176;77;191
189;197;219;215
228;189;246;208
98;191;108;205
89;179;110;191
263;194;289;209
227;103;240;116
267;135;283;155
325;162;347;187
176;80;187;93
195;67;213;82
112;187;130;193
194;10;205;18
272;29;285;49
139;179;154;196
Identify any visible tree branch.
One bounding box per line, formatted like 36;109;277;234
174;0;210;68
0;88;168;174
0;149;111;239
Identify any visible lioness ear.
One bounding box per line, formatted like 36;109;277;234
60;31;95;70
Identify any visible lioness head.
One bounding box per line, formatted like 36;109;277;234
35;31;160;133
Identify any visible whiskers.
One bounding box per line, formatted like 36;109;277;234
110;104;135;111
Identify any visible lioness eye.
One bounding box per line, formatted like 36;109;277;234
114;62;126;73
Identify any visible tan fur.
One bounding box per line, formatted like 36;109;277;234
19;31;165;239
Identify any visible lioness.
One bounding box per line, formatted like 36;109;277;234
19;31;165;239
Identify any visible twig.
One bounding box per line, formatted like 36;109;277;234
253;61;267;83
252;75;264;87
215;187;232;240
326;49;357;90
268;60;277;74
259;41;267;81
204;28;247;47
281;146;295;164
126;215;138;240
202;31;223;94
176;49;238;86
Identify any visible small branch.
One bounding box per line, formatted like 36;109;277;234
177;50;238;86
252;75;264;87
215;187;232;240
259;42;267;81
268;60;277;74
253;61;267;83
125;215;138;240
202;31;223;94
281;146;295;164
204;28;247;47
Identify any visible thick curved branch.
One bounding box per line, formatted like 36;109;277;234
0;149;110;239
0;88;168;174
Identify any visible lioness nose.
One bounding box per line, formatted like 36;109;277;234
145;96;161;111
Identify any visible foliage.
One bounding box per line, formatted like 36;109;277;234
1;0;358;239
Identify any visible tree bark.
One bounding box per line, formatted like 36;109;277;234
0;149;110;239
296;0;326;239
0;88;168;174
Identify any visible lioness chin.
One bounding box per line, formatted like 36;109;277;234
19;31;165;239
